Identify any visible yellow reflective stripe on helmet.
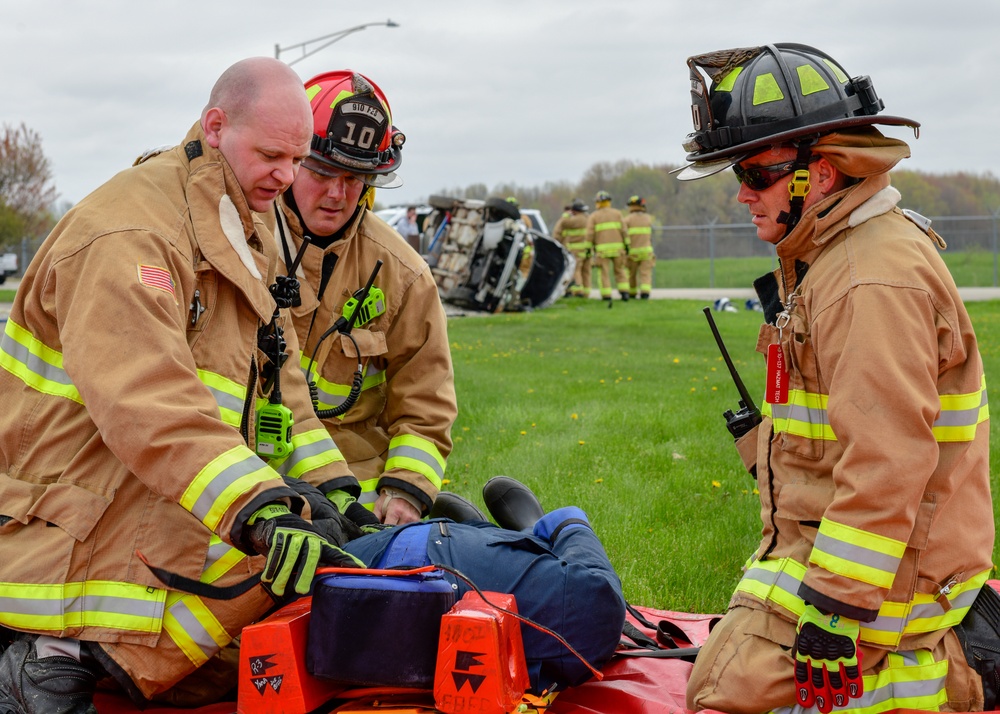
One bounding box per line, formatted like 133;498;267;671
753;73;784;105
199;369;246;427
163;591;230;668
386;434;445;489
0;580;165;634
181;445;277;531
810;520;906;590
0;319;82;403
763;389;835;440
595;221;622;232
822;58;849;84
627;226;652;236
770;649;947;714
716;66;742;93
270;428;346;479
934;374;988;442
737;558;988;647
797;64;831;95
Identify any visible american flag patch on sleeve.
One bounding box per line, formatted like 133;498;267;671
137;264;176;297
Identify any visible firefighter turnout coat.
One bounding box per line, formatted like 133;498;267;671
733;172;992;654
272;200;456;513
623;208;655;296
552;211;590;255
0;123;351;698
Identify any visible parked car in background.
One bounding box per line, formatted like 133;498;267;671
421;196;573;313
0;253;17;284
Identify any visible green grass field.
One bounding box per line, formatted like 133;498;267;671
647;252;1000;289
445;297;1000;614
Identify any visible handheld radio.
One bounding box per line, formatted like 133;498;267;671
703;307;762;440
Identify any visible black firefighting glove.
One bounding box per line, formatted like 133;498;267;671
246;504;363;598
281;477;363;545
326;485;386;532
793;604;864;712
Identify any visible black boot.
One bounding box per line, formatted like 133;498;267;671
620;292;629;302
0;637;98;714
428;492;488;523
482;476;545;532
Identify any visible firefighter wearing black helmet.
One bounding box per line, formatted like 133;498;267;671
552;199;591;296
677;44;994;713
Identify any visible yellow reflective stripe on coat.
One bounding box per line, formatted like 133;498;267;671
810;520;907;590
199;369;246;427
595;242;626;256
629;246;654;258
567;241;593;251
270;427;346;479
562;228;586;237
0;319;82;403
164;535;245;667
386;433;445;490
736;557;989;647
762;376;988;443
627;226;652;236
0;580;165;634
180;445;278;531
770;649;947;714
933;374;988;442
594;221;622;232
300;356;386;416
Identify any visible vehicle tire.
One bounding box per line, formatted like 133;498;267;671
428;195;457;211
0;274;6;285
484;197;521;222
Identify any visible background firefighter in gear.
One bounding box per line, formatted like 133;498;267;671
269;70;457;526
552;199;591;297
0;58;364;712
585;190;630;302
676;43;995;713
623;195;655;299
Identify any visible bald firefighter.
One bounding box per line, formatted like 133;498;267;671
269;70;456;527
552;199;591;297
586;190;630;302
0;58;362;712
623;195;655;299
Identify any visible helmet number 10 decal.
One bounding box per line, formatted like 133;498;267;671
341;121;376;150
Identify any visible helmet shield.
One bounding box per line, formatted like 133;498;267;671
305;71;404;188
677;43;919;180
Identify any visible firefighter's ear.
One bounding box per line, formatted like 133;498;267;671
814;157;843;197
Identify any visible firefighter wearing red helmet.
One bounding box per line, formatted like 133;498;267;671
677;44;995;713
269;70;456;526
623;195;654;299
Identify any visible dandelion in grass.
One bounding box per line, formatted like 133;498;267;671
571;413;578;420
712;480;722;488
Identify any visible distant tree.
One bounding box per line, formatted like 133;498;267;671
0;122;58;247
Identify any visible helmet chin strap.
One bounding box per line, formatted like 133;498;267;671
360;186;375;211
776;141;816;237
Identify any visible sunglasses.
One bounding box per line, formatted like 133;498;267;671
732;158;817;191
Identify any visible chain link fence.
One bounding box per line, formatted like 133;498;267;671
652;214;1000;287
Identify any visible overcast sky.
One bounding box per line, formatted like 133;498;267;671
2;1;996;211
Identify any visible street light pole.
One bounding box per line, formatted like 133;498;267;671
275;20;399;66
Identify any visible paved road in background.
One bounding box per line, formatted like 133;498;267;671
3;280;999;321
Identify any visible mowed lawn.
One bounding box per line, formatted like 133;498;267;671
444;297;1000;614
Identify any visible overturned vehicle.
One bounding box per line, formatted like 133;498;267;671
421;196;574;313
